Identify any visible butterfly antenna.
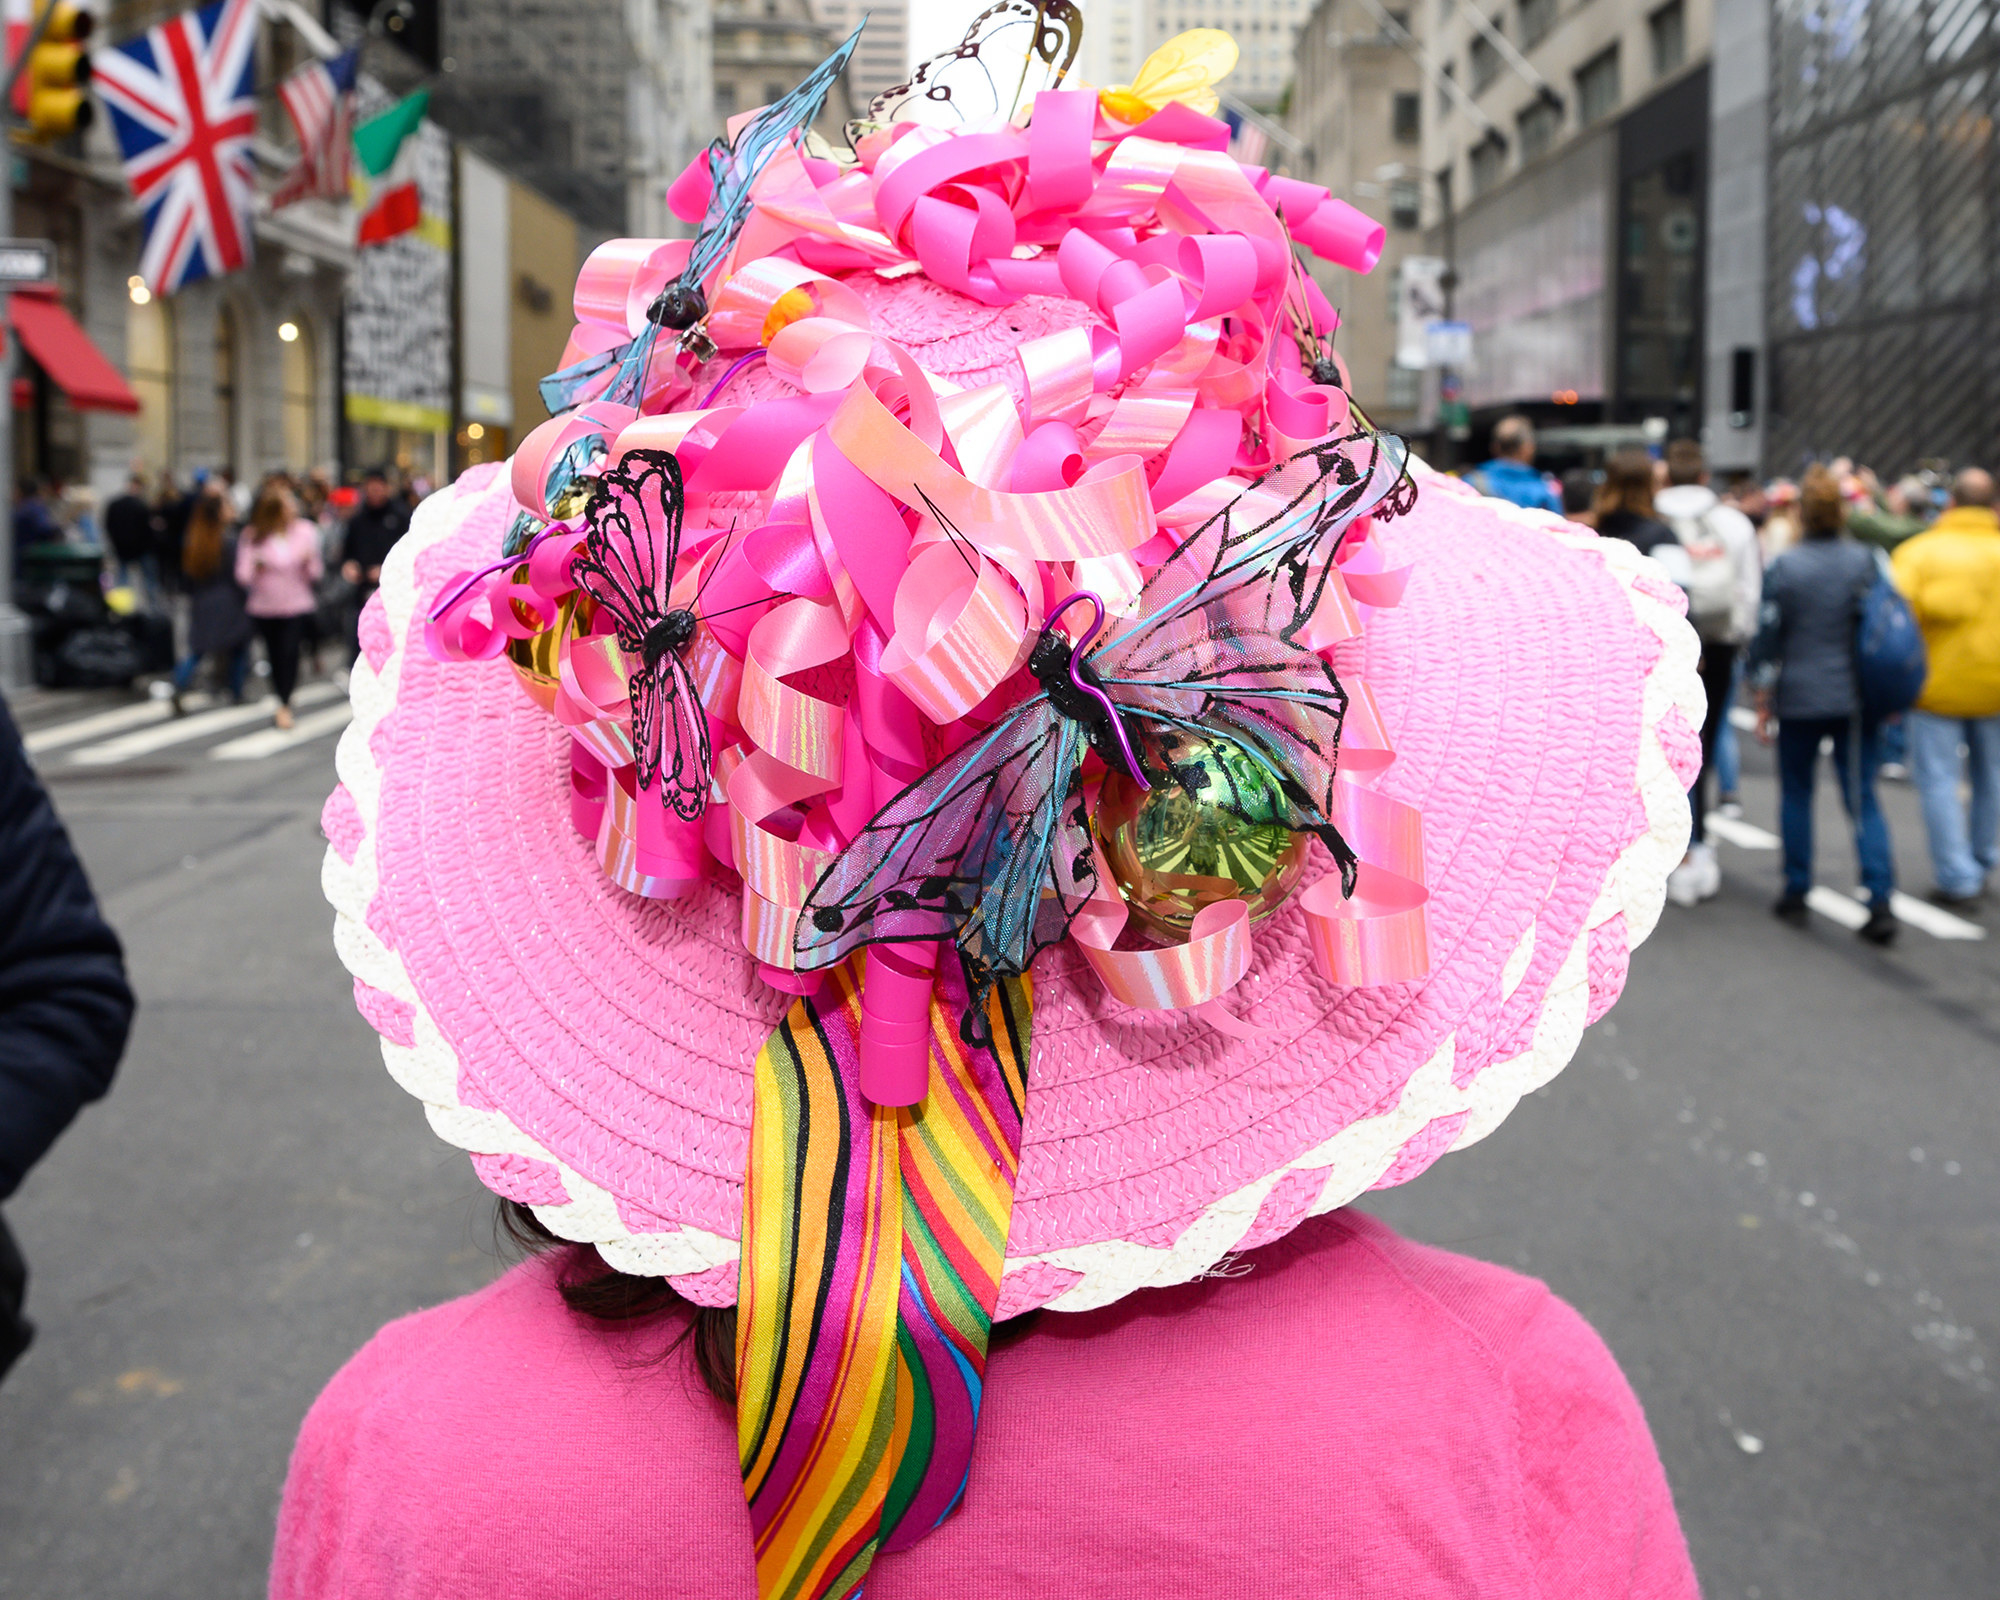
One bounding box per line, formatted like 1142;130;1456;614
693;518;739;611
918;489;981;577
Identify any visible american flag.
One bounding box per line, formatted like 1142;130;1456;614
93;0;259;296
271;47;359;209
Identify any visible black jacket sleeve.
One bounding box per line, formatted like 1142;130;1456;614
0;698;134;1200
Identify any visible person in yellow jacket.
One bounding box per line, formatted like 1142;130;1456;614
1891;468;2000;910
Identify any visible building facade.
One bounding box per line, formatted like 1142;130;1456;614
1403;0;1715;457
1144;0;1313;111
712;0;852;133
1761;0;1997;480
812;0;907;112
1285;0;1425;432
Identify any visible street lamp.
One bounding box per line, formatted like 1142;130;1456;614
127;275;150;306
278;320;301;343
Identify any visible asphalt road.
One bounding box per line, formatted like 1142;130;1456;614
1;683;1994;1599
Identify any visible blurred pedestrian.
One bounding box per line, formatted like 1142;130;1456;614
1465;415;1561;512
1760;479;1801;561
338;468;408;659
1851;475;1931;552
11;478;58;556
1656;439;1762;906
151;471;192;593
170;488;252;711
0;696;135;1383
1751;464;1897;944
236;484;322;731
1591;448;1676;556
1721;471;1767;529
1891;466;2000;910
103;472;161;609
1559;468;1598;528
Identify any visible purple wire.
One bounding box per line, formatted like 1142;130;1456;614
1048;591;1149;791
428;527;557;623
699;348;768;408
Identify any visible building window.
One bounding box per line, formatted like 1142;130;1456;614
1437;60;1457;118
214;305;237;477
1470;29;1502;94
1386;363;1421;411
1518;95;1561;162
1649;0;1686;78
764;82;787;105
1576;45;1620;124
1390;178;1422;228
282;317;316;471
1470;135;1508;195
715;81;737;116
127;296;174;473
1519;0;1557;49
1392;90;1420;143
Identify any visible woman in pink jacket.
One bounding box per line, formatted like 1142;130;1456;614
235;484;321;729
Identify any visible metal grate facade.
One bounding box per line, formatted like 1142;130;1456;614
1766;0;1998;478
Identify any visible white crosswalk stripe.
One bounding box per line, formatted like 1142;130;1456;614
1709;820;1987;941
22;693;214;754
49;682;345;765
209;702;353;761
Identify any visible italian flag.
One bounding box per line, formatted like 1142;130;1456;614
352;88;429;246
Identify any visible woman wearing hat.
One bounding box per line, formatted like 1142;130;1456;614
275;37;1702;1600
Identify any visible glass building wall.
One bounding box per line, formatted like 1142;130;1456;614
1767;0;1997;477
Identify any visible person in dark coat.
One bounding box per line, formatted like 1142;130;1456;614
338;468;409;658
104;473;161;607
0;695;136;1382
151;472;193;597
169;487;253;710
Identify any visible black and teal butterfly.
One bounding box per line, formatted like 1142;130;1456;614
793;474;1364;1045
540;25;863;413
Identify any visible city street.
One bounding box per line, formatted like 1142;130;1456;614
0;679;1995;1600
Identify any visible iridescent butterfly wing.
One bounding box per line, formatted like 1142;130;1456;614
864;0;1081;129
570;450;712;821
540;26;863;412
795;705;1094;1044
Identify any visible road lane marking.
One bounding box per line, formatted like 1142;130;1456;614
1887;891;1986;941
23;694;212;754
1707;814;1779;850
67;683;339;764
209;702;353;760
1805;887;1870;930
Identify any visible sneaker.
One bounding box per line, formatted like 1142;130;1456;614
1858;903;1898;945
1666;844;1721;907
273;704;296;732
1880;762;1910;783
1772;893;1809;926
1716;796;1744;820
1926;886;1985;914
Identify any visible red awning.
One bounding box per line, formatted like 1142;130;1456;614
7;287;140;413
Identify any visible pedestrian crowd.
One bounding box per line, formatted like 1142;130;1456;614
17;465;420;731
1471;419;2000;937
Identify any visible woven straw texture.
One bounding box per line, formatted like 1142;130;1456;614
323;459;1699;1316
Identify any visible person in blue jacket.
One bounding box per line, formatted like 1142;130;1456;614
0;696;135;1381
1467;416;1563;513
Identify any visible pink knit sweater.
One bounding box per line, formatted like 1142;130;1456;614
270;1211;1699;1598
235;521;322;619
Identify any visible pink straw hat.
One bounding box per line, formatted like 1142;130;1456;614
323;420;1697;1316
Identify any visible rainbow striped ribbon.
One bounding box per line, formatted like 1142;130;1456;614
737;955;1033;1600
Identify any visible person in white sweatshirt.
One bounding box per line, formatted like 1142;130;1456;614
1654;439;1763;907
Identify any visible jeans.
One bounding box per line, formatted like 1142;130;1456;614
1906;710;2000;897
1690;642;1738;843
1714;655;1744;797
1776;716;1896;905
172;642;248;699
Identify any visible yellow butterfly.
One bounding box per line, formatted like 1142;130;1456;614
1098;28;1239;124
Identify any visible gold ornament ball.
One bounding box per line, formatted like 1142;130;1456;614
507;590;598;711
1095;735;1311;937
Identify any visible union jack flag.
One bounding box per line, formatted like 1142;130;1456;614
272;46;358;210
94;0;259;296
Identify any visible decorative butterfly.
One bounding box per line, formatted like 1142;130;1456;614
864;0;1082;130
570;450;714;821
1098;28;1238;125
794;484;1361;1045
539;26;863;412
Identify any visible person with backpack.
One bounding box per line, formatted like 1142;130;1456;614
1749;465;1899;944
1891;467;2000;911
1653;440;1763;905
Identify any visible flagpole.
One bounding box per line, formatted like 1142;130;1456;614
0;0;65;690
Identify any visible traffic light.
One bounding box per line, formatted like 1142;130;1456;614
25;1;92;139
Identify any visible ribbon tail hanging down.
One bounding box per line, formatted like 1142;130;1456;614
736;956;1033;1600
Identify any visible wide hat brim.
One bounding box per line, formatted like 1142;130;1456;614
324;465;1699;1315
